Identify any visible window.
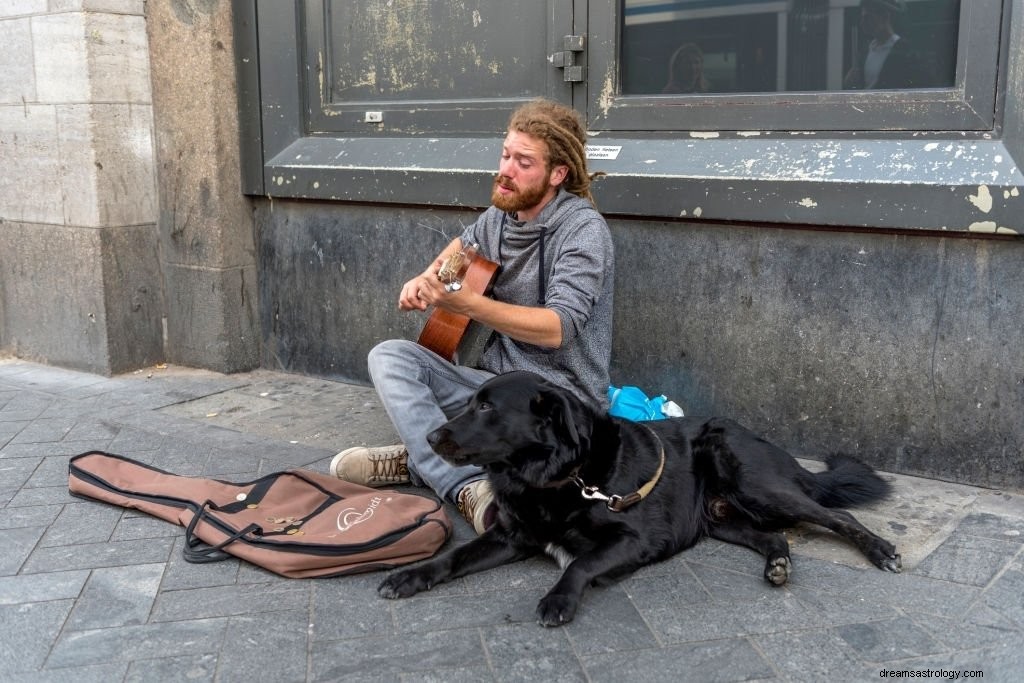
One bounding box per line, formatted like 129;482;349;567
303;0;574;135
589;0;1000;131
621;0;959;95
237;0;1021;234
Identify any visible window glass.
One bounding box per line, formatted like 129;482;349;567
621;0;959;95
325;0;550;103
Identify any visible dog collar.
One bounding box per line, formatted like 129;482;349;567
572;425;666;512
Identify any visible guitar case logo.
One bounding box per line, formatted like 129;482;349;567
336;496;384;533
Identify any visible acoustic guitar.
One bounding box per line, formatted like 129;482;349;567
416;245;500;362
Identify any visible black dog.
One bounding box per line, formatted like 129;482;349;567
378;371;901;626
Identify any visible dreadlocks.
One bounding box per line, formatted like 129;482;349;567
507;99;600;206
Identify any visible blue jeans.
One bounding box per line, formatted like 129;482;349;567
367;339;494;503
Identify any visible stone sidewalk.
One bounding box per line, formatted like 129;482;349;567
1;358;1022;682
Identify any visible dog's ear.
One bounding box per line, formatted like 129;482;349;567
532;384;584;448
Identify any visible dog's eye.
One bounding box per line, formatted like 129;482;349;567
476;402;492;412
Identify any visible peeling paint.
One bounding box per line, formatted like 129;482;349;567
797;198;818;208
968;185;993;213
924;143;939;152
598;65;615;118
689;132;720;139
968;221;1019;235
693;207;703;218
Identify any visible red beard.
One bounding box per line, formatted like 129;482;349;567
491;173;552;214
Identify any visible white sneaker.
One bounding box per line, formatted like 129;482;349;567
457;479;497;534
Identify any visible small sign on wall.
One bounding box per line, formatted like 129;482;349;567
585;145;622;160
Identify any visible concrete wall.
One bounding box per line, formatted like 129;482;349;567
255;201;1024;491
0;0;257;375
0;0;162;374
146;0;258;373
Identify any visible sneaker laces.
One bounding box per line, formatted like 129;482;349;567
370;451;408;482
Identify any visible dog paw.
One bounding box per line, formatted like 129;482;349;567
536;594;578;627
878;552;902;573
869;544;902;574
764;555;791;586
377;569;432;599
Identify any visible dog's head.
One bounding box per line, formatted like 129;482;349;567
427;370;593;486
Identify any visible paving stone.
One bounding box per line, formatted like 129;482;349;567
0;503;63;530
0;569;89;605
21;662;132;683
7;484;78;507
981;558;1024;629
40;501;122;547
310;573;395;641
0;525;46;576
124;654;217;683
21;537;174;573
835;615;946;663
582;637;774;682
911;603;1022;651
219;609;309;683
0;394;54;422
0;420;29;446
789;556;981;619
62;420;122;442
46;617;229;668
1;441;87;460
0;456;42;491
10;417;77;444
106;426;169;453
150;582;311;622
66;564;164;629
389;587;539;632
482;622;585;682
902;640;1024;682
161;535;240;590
912;531;1021;586
561;584;659;655
0;600;74;675
310;629;485;681
110;513;182;541
457;555;562;594
955;511;1024;543
754;627;870;682
398;665;494;682
23;455;74;488
789;583;900;626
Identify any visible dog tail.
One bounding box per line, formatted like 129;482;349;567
808;453;891;508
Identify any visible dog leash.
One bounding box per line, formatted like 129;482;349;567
572;425;666;512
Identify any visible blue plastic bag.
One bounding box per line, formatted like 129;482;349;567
607;385;683;422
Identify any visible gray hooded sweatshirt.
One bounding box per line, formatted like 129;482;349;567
459;188;614;408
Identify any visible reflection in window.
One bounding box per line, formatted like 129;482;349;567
621;0;959;95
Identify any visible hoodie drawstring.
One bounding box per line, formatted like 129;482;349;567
537;225;547;305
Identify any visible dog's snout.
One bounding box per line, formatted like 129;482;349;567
427;426;455;454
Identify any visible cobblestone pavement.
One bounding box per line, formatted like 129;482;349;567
1;358;1022;682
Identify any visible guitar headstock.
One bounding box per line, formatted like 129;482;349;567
437;244;480;292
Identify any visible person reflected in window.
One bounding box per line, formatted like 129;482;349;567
662;43;710;94
844;0;935;90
